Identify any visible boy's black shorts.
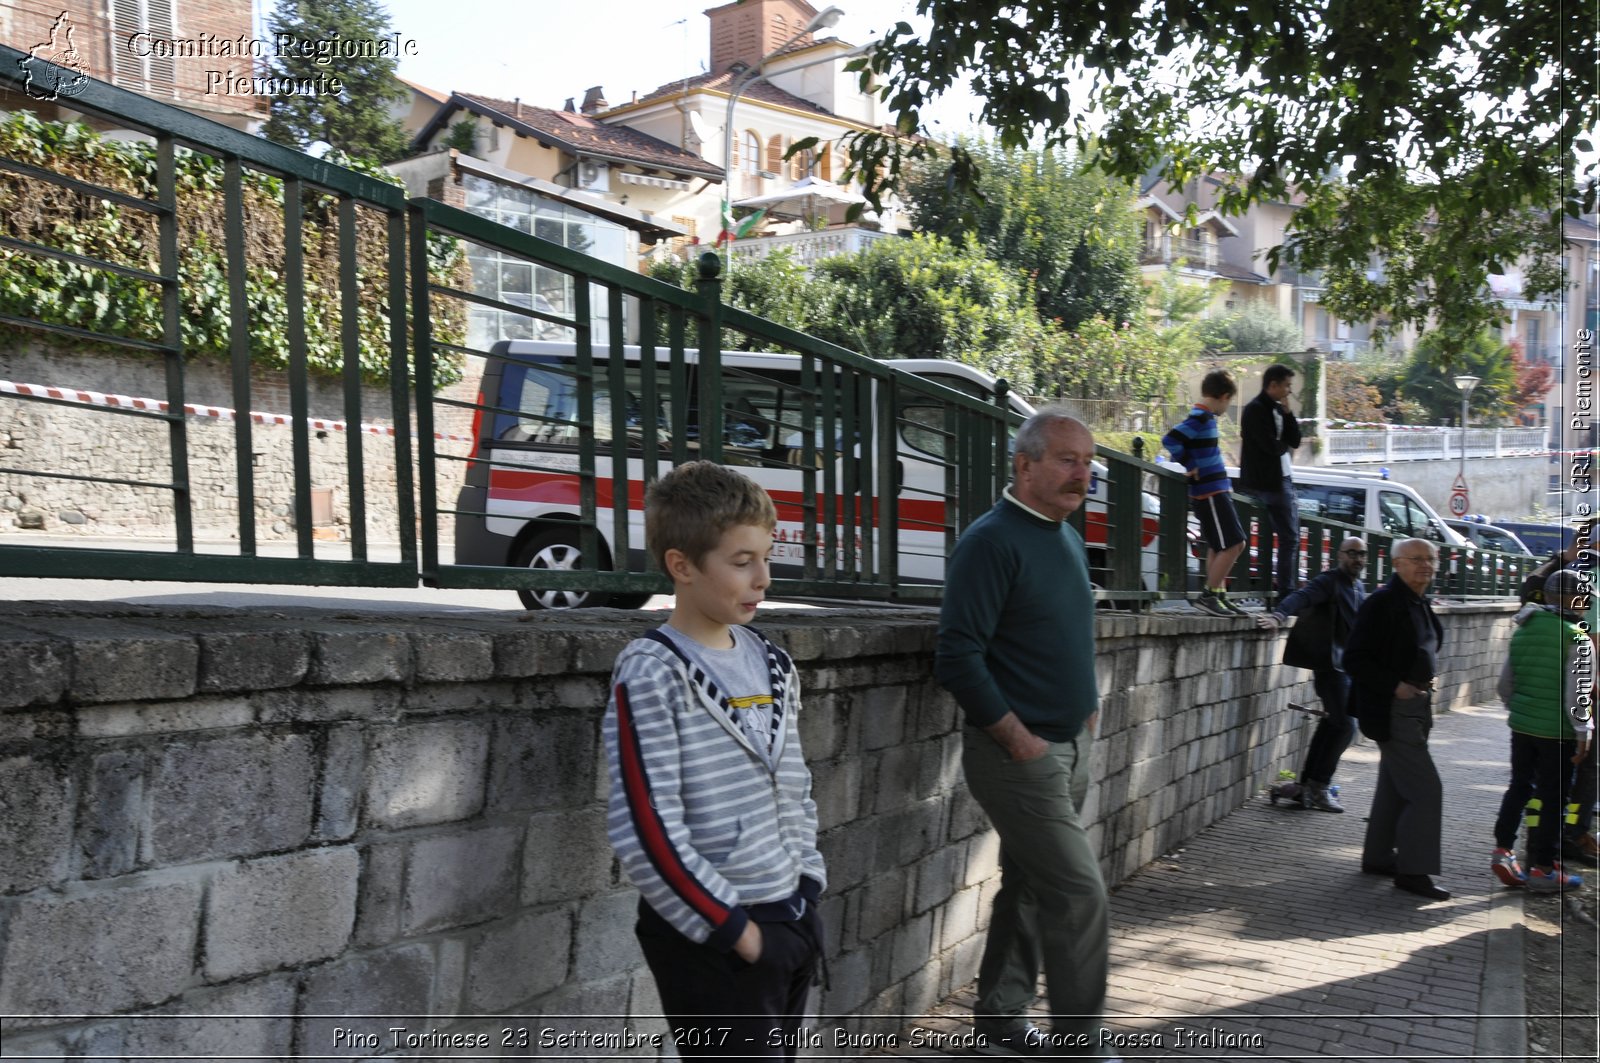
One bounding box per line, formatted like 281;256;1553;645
1192;492;1246;551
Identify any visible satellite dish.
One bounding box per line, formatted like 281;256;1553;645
688;111;713;144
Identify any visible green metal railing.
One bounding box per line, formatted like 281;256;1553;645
0;43;416;588
1224;496;1532;600
0;54;1522;607
408;194;1021;603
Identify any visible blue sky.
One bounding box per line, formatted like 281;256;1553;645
260;0;986;134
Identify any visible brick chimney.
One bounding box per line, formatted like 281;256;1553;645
580;86;608;115
706;0;821;75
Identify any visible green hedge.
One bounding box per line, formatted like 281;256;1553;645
0;111;465;386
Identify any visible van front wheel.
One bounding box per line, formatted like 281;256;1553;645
512;528;651;611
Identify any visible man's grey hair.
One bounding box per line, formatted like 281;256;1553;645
1393;537;1438;558
1013;407;1088;462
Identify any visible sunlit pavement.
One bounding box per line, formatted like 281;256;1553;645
876;702;1528;1060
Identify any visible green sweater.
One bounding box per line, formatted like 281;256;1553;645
935;496;1099;741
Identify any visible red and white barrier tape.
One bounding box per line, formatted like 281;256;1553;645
0;379;474;444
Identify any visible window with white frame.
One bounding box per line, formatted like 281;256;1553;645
461;175;630;349
739;130;762;197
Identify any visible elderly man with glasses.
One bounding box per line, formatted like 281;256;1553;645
1257;536;1370;812
1344;538;1450;900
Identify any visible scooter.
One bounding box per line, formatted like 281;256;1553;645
1267;704;1326;806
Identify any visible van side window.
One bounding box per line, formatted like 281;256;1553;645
498;361;667;448
1295;483;1364;526
897;373;1015;460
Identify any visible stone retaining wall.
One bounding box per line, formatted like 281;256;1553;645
0;341;477;543
0;600;1516;1058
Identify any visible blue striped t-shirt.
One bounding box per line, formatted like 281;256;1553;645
1163;405;1231;500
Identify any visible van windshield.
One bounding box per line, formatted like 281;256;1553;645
1379;490;1445;540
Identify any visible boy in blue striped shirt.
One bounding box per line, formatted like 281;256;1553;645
1164;370;1246;616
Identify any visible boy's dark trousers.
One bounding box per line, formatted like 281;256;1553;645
635;899;822;1060
1494;730;1578;867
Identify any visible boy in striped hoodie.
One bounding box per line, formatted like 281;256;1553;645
604;461;825;1058
1163;369;1247;616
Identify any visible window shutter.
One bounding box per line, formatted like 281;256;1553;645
765;135;783;175
146;0;177;97
110;0;142;87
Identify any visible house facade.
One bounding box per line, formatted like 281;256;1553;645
1;0;266;129
391;0;898;268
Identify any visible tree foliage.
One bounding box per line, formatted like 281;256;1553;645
900;139;1142;331
847;0;1592;357
1323;361;1389;424
1397;330;1520;424
1507;341;1555;418
1032;315;1188;413
261;0;411;163
648;250;821;350
1198;302;1308;354
807;234;1039;385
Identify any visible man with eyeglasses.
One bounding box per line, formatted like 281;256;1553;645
1343;538;1449;900
1256;536;1370;812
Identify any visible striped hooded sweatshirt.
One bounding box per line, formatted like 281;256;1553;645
603;627;825;952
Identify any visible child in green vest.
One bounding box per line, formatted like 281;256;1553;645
1491;570;1595;892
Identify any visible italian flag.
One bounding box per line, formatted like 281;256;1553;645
715;207;766;246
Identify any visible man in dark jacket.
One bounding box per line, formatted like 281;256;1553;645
1238;364;1303;597
1256;536;1369;812
1344;537;1449;900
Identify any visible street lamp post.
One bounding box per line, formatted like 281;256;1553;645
721;5;845;275
1454;374;1479;476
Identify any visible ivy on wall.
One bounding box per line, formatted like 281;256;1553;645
0;111;466;386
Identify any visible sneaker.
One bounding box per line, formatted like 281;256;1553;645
1561;832;1600;867
1305;784;1345;813
1527;864;1584;892
1195;589;1234;617
1491;847;1527;887
1215;588;1247;615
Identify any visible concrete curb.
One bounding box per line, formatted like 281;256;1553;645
1475;883;1528;1059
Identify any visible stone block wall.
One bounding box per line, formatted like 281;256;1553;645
0;341;477;543
0;600;1515;1057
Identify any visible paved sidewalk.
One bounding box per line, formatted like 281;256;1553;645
879;702;1526;1061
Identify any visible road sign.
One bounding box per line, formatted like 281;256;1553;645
1449;490;1469;516
1452;472;1469;493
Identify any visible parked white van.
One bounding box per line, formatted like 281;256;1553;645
453;341;1161;608
1246;466;1469;549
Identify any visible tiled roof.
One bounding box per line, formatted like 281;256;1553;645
1563;213;1599;242
424;92;723;179
637;69;833;116
1207;260;1273;284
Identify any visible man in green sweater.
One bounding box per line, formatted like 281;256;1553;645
935;409;1108;1059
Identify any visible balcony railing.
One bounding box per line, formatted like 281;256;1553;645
1140;235;1216;268
730;226;894;270
1324;426;1550;464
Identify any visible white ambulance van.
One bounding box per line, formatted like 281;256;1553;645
453;341;1162;608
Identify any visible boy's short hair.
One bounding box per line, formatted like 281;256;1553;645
645;461;777;574
1201;369;1238;399
1262;363;1296;388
